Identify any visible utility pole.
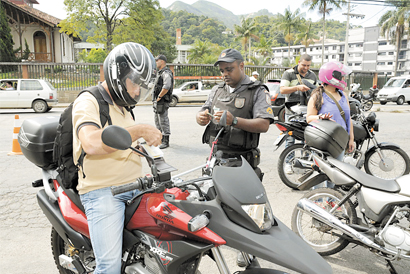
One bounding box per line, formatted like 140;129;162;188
342;0;365;66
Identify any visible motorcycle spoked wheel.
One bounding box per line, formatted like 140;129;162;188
362;100;373;111
291;188;358;256
364;146;410;180
278;144;315;190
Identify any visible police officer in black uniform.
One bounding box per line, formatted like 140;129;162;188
196;48;274;268
196;48;274;177
154;54;174;149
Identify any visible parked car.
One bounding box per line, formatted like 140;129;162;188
0;79;58;112
265;79;285;122
377;76;410;105
170;81;215;107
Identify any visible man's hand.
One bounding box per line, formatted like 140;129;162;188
140;125;162;147
296;84;310;92
197;109;211;126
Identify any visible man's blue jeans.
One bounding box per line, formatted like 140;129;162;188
80;187;139;274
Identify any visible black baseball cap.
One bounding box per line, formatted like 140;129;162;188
214;49;244;66
155;54;167;62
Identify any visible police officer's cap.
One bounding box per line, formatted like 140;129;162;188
214;49;244;66
155;54;167;62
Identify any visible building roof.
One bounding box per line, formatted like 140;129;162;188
2;0;61;27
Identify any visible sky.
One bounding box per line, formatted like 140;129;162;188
35;0;392;28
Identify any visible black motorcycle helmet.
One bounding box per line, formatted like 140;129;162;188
104;42;157;107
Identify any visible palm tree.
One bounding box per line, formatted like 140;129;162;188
294;22;319;53
254;35;275;57
303;0;345;65
188;40;212;64
274;6;305;61
234;17;259;63
379;2;410;76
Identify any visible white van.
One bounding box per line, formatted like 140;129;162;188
377;76;410;105
0;79;58;112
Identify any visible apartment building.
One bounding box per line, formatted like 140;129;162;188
270;26;408;76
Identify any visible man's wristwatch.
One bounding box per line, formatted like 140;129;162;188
232;116;238;126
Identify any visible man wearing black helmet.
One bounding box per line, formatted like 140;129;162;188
72;42;162;274
154;54;173;149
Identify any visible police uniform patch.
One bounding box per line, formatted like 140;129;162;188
265;93;271;105
266;107;273;115
234;97;245;108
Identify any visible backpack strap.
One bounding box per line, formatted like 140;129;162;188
76;86;113;178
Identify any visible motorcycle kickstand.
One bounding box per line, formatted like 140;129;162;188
386;259;398;274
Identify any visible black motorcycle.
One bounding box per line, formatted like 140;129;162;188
350;83;378;111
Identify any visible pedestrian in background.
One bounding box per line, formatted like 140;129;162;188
153;54;173;149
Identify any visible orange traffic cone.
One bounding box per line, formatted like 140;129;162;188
8;115;23;155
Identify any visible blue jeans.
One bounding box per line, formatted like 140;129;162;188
284;113;296;164
80;187;139;274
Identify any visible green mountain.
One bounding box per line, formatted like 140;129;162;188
166;0;272;29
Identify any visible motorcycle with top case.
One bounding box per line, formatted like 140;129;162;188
20;113;331;274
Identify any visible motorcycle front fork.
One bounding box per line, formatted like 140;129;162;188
211;247;259;273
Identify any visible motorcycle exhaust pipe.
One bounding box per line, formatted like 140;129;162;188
293;159;313;169
296;198;410;260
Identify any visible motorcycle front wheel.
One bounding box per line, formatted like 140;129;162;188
362;100;373;111
291;188;358;256
278;144;314;190
364;146;410;179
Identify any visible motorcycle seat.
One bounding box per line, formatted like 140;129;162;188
363;94;372;100
57;177;85;212
327;157;401;193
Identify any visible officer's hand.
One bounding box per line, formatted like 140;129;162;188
197;110;211;126
297;85;310;92
141;125;162;147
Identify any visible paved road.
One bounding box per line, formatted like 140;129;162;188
1;104;410;274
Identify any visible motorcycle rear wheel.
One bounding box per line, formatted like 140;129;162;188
364;146;410;179
278;144;314;190
291;188;357;256
51;228;76;274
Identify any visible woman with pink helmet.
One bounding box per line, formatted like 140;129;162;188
307;61;355;187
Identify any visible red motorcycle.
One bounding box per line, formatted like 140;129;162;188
19;115;331;274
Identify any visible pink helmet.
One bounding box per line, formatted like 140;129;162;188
318;61;352;90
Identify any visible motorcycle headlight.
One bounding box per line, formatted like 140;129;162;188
241;201;275;231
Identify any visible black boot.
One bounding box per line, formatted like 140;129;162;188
159;135;169;149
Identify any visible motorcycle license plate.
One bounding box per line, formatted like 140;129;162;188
274;134;286;147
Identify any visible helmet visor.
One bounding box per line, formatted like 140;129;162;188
122;70;155;104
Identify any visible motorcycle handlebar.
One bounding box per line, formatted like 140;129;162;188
111;177;152;196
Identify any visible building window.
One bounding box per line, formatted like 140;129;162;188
388;62;393;65
356;43;363;47
332;46;337;50
377;62;385;65
332;55;336;59
348;63;352;66
378;52;387;56
325;46;328;50
355;63;361;66
379;41;387;46
389;52;394;55
401;40;407;48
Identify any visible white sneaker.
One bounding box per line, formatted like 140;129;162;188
285;164;293;174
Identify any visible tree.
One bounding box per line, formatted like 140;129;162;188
60;0;163;52
274;6;305;61
188;40;212;64
78;48;107;63
294;22;319;53
379;1;410;76
0;2;16;62
303;0;345;65
254;35;274;57
234;17;259;62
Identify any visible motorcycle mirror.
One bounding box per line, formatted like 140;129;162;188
101;125;132;150
219;111;228;126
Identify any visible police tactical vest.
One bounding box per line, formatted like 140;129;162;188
205;81;261;151
154;67;174;102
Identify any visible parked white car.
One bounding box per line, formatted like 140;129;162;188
377;76;410;105
0;79;58;112
170;81;215;107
